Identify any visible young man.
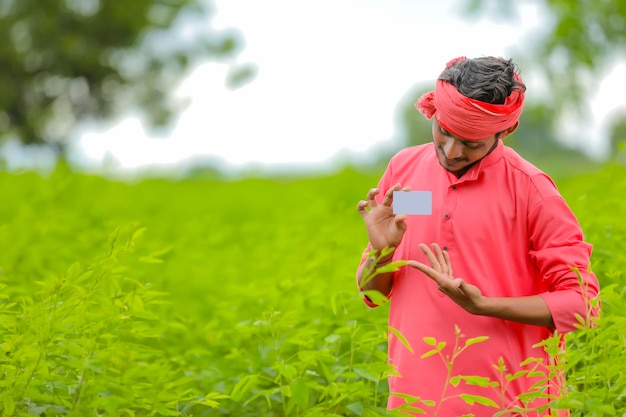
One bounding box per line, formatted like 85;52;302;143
356;56;600;416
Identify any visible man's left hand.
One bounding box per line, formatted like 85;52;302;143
407;243;485;315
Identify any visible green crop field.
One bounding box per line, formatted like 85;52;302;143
0;162;624;416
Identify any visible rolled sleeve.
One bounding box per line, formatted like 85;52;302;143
540;284;598;333
356;243;396;308
529;193;600;333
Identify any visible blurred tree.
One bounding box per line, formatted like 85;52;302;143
396;83;433;147
507;103;560;155
607;109;626;156
0;0;245;153
461;0;626;117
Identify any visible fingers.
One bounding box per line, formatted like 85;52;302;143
416;243;453;275
406;260;437;280
442;248;453;277
357;187;381;213
367;188;380;206
418;243;442;272
381;183;402;207
430;243;450;276
406;260;448;293
357;184;406;214
407;259;463;295
357;187;379;216
409;246;476;306
356;200;368;215
412;243;455;292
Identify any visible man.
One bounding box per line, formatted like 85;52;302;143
356;56;599;416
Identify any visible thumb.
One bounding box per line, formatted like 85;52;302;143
453;278;467;295
394;213;408;231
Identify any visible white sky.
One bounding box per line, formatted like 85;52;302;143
60;0;625;175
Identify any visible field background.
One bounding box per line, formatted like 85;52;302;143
1;159;625;416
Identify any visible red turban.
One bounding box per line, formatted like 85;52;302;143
415;57;525;140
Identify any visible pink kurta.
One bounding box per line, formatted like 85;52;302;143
357;142;599;416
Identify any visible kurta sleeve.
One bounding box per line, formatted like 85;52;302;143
527;175;600;333
356;243;381;308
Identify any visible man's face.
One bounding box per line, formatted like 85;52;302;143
431;119;498;174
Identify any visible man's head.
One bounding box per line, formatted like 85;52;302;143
438;56;526;107
416;56;526;174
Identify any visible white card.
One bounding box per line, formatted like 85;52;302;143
393;191;432;215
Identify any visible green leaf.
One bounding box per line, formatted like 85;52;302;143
353;367;379;383
464;336;489;347
460;394;498;408
194;392;229;408
457;375;491;387
376;260;407;274
389;327;414;353
505;371;527;382
3;396;15;416
362;290;390;305
420;349;439;359
289;377;309;410
278;363;298;380
138;256;165;264
520;357;541;366
423;337;436;346
346;401;364;416
152;403;179;416
231;375;258;401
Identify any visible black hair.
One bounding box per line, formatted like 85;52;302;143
438;57;526;105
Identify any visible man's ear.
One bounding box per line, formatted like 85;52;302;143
499;122;519;139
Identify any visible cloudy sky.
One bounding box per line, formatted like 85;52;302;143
67;0;623;175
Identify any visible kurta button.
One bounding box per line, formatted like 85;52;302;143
444;213;450;220
452;185;457;190
443;246;448;251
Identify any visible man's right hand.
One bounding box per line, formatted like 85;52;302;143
357;183;409;256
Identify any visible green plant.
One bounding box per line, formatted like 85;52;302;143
0;162;623;416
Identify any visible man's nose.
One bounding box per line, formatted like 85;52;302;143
443;139;463;159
